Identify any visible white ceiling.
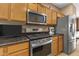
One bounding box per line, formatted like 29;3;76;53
52;3;79;17
74;3;79;17
46;3;79;17
52;3;70;9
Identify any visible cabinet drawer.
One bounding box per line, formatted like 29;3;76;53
8;49;29;56
7;42;29;54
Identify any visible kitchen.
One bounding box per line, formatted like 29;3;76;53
0;3;78;56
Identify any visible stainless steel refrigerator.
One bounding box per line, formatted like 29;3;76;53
56;16;76;54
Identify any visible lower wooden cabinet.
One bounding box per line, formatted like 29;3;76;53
59;35;63;53
0;41;29;56
8;49;29;56
0;47;4;56
7;42;29;54
51;35;63;56
7;42;29;56
52;36;58;56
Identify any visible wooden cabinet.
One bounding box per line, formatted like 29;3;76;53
51;10;57;25
0;47;4;56
52;36;58;56
59;35;63;53
8;49;29;56
76;18;79;31
46;8;57;25
0;3;9;20
7;43;20;54
0;41;29;56
10;3;26;22
7;42;29;56
46;8;52;25
57;12;64;19
51;35;63;56
28;3;37;12
37;4;46;14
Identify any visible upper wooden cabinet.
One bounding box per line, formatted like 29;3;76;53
37;4;46;14
0;3;9;20
57;12;64;19
10;3;26;22
46;8;52;25
28;3;37;12
51;10;57;25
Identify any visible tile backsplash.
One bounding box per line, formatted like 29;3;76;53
22;25;49;33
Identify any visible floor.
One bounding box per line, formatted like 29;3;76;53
58;39;79;56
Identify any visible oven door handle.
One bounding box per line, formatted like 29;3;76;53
32;40;52;48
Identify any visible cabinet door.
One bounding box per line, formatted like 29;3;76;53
76;18;79;31
59;36;63;53
8;49;29;56
19;42;29;49
7;43;21;54
0;47;4;56
57;12;64;19
37;4;46;14
7;42;29;54
51;10;57;25
46;8;52;25
25;3;28;23
10;3;26;22
52;36;58;56
28;3;37;12
0;3;9;20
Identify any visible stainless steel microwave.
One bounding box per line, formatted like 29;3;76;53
27;9;47;24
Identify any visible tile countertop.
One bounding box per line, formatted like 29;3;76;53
0;36;29;46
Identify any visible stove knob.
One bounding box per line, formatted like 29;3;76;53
39;40;41;43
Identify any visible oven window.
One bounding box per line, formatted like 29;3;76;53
33;43;51;56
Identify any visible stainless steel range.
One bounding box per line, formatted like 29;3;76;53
25;32;52;56
22;25;52;56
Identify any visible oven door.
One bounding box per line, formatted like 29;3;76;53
33;43;51;56
31;40;52;56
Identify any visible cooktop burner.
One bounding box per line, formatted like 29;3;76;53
23;32;51;40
